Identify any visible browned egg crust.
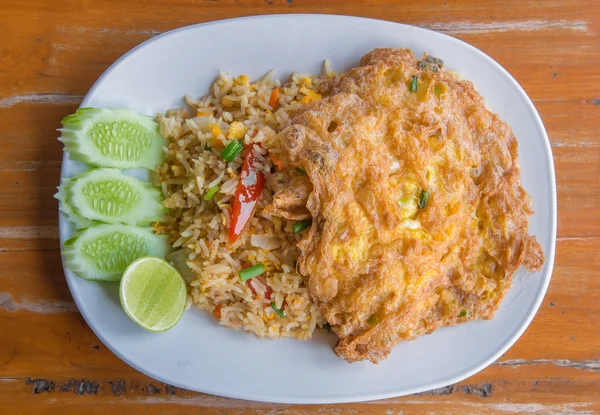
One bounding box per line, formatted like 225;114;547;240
266;48;545;363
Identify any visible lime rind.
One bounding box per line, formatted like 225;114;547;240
63;224;169;281
58;107;166;169
119;257;186;332
64;168;165;226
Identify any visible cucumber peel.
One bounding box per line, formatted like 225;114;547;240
56;168;165;227
63;224;169;281
59;108;166;169
55;178;94;229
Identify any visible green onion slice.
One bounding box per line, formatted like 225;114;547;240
409;75;418;92
418;190;430;209
295;167;307;175
239;264;265;282
203;185;219;201
292;220;312;233
367;315;380;325
220;140;243;162
458;310;467;317
322;322;331;331
270;303;285;318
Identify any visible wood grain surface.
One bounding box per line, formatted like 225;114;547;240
1;0;599;413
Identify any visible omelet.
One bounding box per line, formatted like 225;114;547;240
266;48;545;362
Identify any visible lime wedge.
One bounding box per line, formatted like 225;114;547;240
119;257;187;332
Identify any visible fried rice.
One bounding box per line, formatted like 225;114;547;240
155;66;333;339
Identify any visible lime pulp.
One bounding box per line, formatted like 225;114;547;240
119;257;186;332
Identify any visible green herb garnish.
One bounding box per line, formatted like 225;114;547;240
292;220;312;233
367;315;380;325
409;75;418;92
203;185;219;201
270;303;285;318
220;140;243;162
426;56;444;67
296;167;307;175
418;190;430;209
458;310;467;317
239;264;265;282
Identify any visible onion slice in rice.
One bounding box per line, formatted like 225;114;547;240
250;234;281;251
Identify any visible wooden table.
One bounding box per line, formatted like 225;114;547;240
1;0;598;413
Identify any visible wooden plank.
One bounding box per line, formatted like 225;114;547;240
0;1;598;101
0;363;598;414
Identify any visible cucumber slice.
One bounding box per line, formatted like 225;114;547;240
55;178;94;229
63;168;165;226
63;224;169;281
59;108;166;169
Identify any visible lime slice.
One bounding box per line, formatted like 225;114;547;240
119;257;187;332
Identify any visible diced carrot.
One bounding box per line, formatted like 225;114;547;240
268;88;280;109
270;153;285;171
213;304;223;320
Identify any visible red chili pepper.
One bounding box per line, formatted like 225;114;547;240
245;280;257;296
264;285;273;301
246;276;273;300
229;144;265;243
257;276;273;300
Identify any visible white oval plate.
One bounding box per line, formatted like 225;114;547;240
59;14;557;404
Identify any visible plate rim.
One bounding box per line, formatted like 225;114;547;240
58;13;558;404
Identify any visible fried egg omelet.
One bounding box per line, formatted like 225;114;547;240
265;49;545;363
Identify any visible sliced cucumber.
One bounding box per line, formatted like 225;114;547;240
58;168;165;226
59;108;166;169
63;224;169;281
55;178;94;229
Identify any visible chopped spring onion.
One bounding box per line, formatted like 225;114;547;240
220;140;243;162
426;56;444;66
203;185;219;201
418;61;427;69
409;75;418;92
322;322;331;331
239;264;265;282
458;310;467;317
418;190;430;209
292;220;312;233
270;303;285;318
367;315;380;325
295;167;307;175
